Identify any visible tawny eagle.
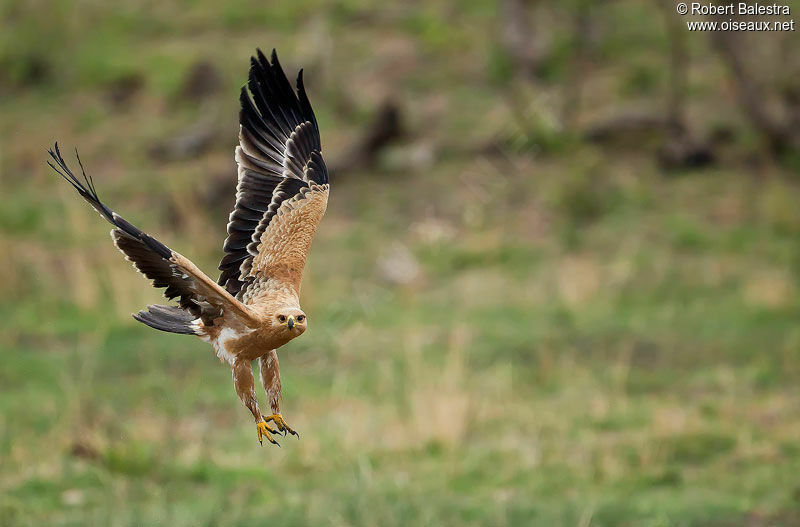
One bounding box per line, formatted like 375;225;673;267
48;49;329;446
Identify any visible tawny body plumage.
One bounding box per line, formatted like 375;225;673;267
48;49;330;446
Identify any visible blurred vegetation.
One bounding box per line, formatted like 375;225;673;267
2;0;800;526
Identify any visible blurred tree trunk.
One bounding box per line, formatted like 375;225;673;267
662;2;687;135
561;4;591;131
710;24;796;155
500;0;540;78
655;2;714;168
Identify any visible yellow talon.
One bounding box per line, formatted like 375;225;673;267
263;413;300;438
257;421;280;446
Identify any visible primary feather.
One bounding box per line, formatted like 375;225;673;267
219;49;329;300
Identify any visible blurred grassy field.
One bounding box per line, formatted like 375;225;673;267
2;1;800;525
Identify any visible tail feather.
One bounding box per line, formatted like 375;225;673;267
133;305;199;335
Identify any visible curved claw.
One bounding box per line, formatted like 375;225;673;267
256;421;280;447
263;413;300;440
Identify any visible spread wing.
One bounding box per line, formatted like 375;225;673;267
217;49;329;303
48;144;255;326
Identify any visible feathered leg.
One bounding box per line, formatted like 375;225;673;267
258;350;299;438
232;358;279;446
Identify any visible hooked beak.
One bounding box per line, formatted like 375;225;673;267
287;316;295;330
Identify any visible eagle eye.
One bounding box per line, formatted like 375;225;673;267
296;315;306;323
278;315;287;323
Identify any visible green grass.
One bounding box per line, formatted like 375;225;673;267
2;1;800;525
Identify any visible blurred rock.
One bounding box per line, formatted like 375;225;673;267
8;53;50;87
0;53;49;97
658;136;715;170
61;489;85;507
381;141;435;173
330;99;405;175
586;111;717;170
584;111;667;144
148;119;220;161
104;73;145;108
179;60;223;102
377;243;421;286
201;170;238;214
411;217;456;245
70;440;100;460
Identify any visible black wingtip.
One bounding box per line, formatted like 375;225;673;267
256;48;269;68
47;141;99;202
74;147;96;196
47;143;175;260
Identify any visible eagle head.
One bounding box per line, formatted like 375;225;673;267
275;307;307;337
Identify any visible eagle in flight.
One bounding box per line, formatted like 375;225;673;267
48;49;329;446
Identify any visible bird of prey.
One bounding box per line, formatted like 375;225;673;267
47;49;329;446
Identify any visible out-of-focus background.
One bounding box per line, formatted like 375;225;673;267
2;1;800;525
